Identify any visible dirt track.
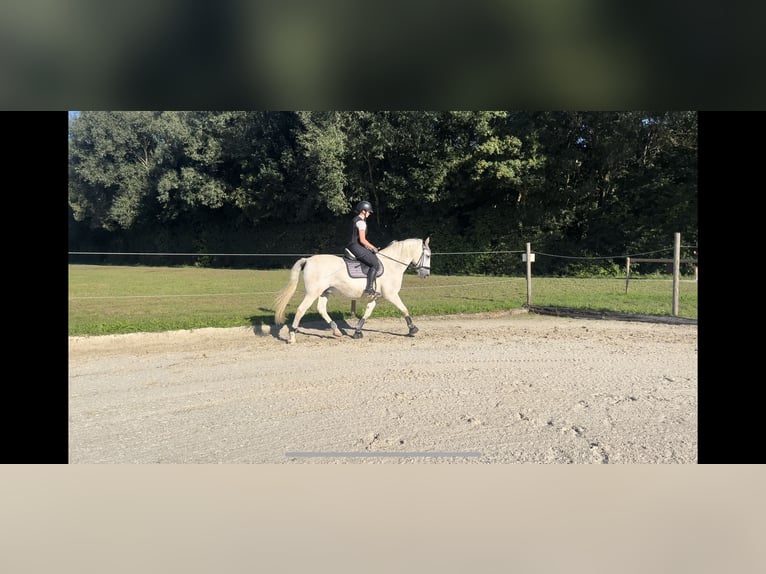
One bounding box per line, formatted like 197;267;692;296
68;311;697;463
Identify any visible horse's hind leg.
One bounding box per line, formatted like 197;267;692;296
287;294;317;343
317;293;343;337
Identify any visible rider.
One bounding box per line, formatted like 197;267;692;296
347;200;382;298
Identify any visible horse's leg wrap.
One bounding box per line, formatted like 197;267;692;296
353;317;366;339
329;320;342;337
405;315;419;335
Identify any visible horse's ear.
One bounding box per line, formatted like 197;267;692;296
425;237;430;247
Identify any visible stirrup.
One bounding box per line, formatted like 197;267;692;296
363;288;380;298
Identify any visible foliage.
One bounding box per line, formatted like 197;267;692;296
69;111;697;274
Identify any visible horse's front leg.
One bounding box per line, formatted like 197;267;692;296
385;292;418;336
352;300;377;339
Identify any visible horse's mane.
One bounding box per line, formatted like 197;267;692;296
380;238;423;261
384;238;420;248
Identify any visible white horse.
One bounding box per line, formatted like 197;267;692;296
274;237;431;343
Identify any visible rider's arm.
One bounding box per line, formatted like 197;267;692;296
358;228;377;252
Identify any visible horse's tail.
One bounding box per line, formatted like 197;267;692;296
274;258;308;325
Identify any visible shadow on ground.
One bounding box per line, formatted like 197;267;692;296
527;305;697;325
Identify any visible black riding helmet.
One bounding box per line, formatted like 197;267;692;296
355;200;373;213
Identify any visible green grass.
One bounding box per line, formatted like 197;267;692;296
68;264;698;336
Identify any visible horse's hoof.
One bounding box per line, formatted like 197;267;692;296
333;330;343;338
288;332;296;344
353;331;363;339
409;326;419;335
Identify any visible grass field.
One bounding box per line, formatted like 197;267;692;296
68;264;698;336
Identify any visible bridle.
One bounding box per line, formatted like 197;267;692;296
378;240;431;272
414;242;431;272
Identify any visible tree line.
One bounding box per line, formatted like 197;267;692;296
68;111;697;275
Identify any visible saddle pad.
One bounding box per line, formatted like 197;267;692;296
343;257;384;279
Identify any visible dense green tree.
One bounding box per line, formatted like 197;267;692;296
294;111;349;216
68;110;697;273
69;111;164;230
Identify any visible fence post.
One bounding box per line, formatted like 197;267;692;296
672;232;681;316
694;247;698;282
625;257;631;293
525;242;533;306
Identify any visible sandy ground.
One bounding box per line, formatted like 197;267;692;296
68;311;697;463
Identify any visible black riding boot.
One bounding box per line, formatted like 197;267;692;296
363;266;380;297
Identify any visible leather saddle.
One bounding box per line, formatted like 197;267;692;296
343;248;384;279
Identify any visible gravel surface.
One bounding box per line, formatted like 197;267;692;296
68;311;698;463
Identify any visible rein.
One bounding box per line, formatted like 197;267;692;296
377;241;431;271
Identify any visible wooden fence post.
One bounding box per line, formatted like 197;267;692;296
624;233;692;316
672;232;681;316
625;256;631;293
524;242;533;306
694;248;698;281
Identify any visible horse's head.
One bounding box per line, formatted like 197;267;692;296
415;237;431;279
